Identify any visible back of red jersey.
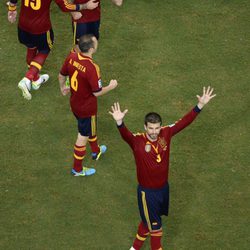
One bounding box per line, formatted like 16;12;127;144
60;52;102;118
18;0;52;33
18;0;78;34
73;0;101;23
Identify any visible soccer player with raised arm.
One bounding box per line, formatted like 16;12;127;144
59;34;118;176
109;87;216;250
7;0;95;100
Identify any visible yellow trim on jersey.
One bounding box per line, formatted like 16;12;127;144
88;136;97;142
134;132;144;136
74;154;85;160
141;191;152;231
136;234;147;241
151;232;163;237
74;146;86;151
91;116;96;136
30;61;42;70
93;63;101;78
76;54;101;78
46;31;53;49
63;0;76;10
77;53;92;61
73;21;77;45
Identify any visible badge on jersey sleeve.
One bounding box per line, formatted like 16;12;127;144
98;79;102;88
145;143;151;152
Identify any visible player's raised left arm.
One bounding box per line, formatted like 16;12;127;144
109;102;128;126
170;86;216;136
109;102;135;147
196;86;216;109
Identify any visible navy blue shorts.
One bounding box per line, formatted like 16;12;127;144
18;27;54;54
74;114;97;137
72;20;100;44
137;183;169;231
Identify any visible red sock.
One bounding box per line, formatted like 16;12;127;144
132;222;149;250
25;66;38;81
88;136;99;154
73;144;86;172
26;47;37;66
150;229;163;250
33;73;39;81
25;52;49;81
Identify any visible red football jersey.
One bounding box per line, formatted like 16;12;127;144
118;108;200;189
73;0;100;23
15;0;79;34
60;52;102;118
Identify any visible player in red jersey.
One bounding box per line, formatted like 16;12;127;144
70;0;123;48
7;0;97;100
109;87;216;250
59;34;118;176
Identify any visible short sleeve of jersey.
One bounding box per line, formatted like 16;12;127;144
88;63;102;93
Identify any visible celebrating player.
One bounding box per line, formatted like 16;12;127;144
59;34;118;176
109;87;216;250
70;0;123;49
7;0;95;100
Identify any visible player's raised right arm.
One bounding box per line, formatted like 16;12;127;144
109;102;128;126
109;102;135;147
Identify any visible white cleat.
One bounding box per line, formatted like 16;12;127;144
32;74;49;90
18;78;32;100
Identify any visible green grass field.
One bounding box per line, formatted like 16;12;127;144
0;0;249;249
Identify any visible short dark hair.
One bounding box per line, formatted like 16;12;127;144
144;112;162;125
78;34;95;53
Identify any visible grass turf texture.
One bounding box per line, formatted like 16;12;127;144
0;0;249;249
